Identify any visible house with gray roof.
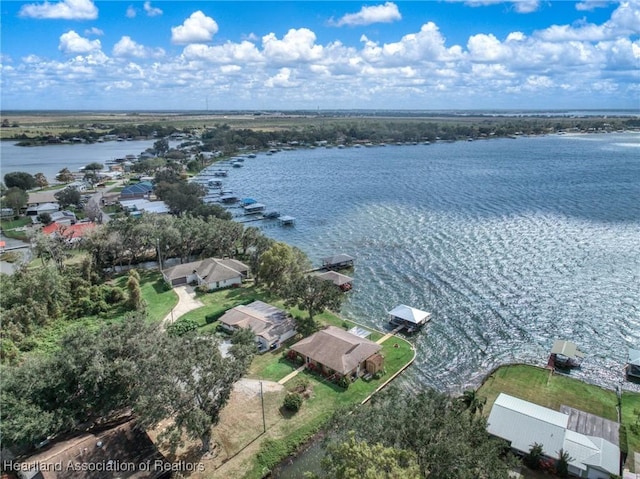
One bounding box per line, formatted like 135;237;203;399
487;393;620;478
290;326;383;378
219;300;296;352
162;258;248;290
119;181;154;200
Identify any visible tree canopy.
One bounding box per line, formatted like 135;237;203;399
4;171;35;191
325;387;513;479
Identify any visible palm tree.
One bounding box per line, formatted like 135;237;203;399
555;448;572;478
459;389;487;415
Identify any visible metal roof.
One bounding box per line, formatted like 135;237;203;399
387;304;431;324
487;393;567;456
550;340;585;359
628;348;640;366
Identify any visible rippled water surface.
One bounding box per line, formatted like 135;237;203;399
222;133;640;392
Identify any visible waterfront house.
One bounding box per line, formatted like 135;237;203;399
12;420;170;479
313;270;353;292
290;326;383;378
627;348;640;380
321;253;354;270
218;300;296;352
162;257;248;289
27;191;60;207
487;393;620;478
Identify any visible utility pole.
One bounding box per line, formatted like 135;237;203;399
260;381;266;433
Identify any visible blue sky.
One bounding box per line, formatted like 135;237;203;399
1;1;638;110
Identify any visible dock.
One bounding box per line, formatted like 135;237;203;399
321;253;355;271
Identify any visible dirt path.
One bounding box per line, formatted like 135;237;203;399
161;285;203;327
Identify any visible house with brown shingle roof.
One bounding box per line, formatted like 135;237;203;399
162;258;248;290
218;300;296;352
290;326;383;378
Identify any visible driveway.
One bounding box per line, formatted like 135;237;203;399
162;285;204;327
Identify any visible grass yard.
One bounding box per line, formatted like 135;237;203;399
112;270;178;322
622;391;640;471
478;364;618;421
478;364;640;473
0;217;32;240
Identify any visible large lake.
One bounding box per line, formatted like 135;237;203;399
3;132;639;392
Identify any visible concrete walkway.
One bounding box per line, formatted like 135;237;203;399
376;326;402;344
277;365;306;385
161;285;203;327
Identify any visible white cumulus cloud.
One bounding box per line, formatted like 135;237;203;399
19;0;98;20
126;5;136;18
113;36;165;59
143;1;162;17
59;30;101;54
262;28;323;63
333;2;401;26
171;11;218;45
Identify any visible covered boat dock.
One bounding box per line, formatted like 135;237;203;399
548;340;585;370
322;253;355;271
388;304;431;333
314;270;353;292
627;348;640;380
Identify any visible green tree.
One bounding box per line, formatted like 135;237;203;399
257;242;310;293
54;187;81;208
34;172;49;189
283;392;303;412
2;187;28;216
322;432;421;479
524;442;544;469
55;167;75;183
458;389;487;415
166;317;199;337
127;269;144;311
4;171;36;190
327;387;512;479
153;138;170;155
136;329;255;453
555;449;572;478
37;212;53;225
286;275;343;322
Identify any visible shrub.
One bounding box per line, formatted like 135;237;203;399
338;375;351;389
283;392;303;412
196;284;209;294
341;320;349;329
167;317;199;337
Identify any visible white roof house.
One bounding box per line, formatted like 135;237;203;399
388;304;431;325
488;393;620;478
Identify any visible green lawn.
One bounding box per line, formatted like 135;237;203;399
478;364;618;421
622;391;640;471
113;270;178;322
0;217;31;240
478;364;640;472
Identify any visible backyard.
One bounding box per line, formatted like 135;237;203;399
478;363;640;472
156;283;416;479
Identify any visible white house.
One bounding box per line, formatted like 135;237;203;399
487;393;620;478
